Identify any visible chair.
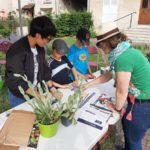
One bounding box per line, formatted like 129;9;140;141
0;39;12;89
88;45;100;71
0;39;12;65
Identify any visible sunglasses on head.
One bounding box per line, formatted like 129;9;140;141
45;36;52;42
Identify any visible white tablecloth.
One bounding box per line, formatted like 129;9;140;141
0;72;120;150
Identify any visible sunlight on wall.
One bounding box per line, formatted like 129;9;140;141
102;0;119;23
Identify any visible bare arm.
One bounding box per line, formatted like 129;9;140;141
47;80;63;100
26;80;63;100
115;72;131;110
52;81;71;89
71;67;78;81
83;71;112;89
25;80;54;96
26;88;40;97
88;64;92;75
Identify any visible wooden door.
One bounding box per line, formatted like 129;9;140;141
138;0;150;24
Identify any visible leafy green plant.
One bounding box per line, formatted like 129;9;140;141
61;82;83;124
53;11;93;37
14;74;64;125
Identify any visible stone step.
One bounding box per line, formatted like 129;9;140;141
124;30;150;34
125;34;150;40
123;25;150;44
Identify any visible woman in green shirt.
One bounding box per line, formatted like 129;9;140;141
84;22;150;150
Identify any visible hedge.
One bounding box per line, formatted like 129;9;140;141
47;11;93;37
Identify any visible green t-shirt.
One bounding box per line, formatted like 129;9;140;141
115;47;150;99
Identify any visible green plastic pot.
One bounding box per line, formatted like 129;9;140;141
39;121;59;138
0;80;4;90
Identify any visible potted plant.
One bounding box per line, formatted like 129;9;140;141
61;84;83;127
14;74;64;138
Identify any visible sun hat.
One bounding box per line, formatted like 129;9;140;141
96;22;120;46
52;39;68;55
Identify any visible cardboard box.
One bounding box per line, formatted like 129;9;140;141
0;110;36;147
0;145;18;150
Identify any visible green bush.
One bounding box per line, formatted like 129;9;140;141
0;12;17;37
134;45;146;53
90;27;96;38
0;28;11;37
51;11;93;37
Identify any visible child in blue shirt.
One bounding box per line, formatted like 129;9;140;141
68;28;95;79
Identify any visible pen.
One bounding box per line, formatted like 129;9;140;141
79;92;95;108
90;105;110;115
106;114;112;123
90;104;112;113
85;109;96;115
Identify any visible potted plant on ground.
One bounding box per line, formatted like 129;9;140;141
14;74;64;138
61;84;83;127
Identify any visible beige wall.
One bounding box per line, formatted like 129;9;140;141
117;0;141;29
88;0;103;28
10;0;55;17
88;0;141;29
0;0;12;16
55;0;70;14
1;0;141;30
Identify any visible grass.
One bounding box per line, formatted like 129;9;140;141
0;85;10;113
100;127;116;150
0;52;6;60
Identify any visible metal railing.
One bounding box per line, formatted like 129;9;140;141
114;11;136;28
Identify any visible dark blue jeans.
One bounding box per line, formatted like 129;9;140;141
8;90;25;108
122;101;150;150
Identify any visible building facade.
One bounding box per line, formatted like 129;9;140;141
0;0;149;28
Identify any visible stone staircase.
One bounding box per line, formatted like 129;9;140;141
123;25;150;45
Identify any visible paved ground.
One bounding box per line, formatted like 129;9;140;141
142;129;150;150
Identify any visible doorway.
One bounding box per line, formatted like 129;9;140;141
62;0;87;11
138;0;150;24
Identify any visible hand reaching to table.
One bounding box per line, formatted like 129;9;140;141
51;90;63;100
82;82;90;90
72;80;79;87
105;101;115;111
84;74;96;79
61;83;72;89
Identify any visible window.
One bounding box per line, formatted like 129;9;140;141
142;0;148;8
30;0;35;3
43;0;52;4
112;0;117;5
